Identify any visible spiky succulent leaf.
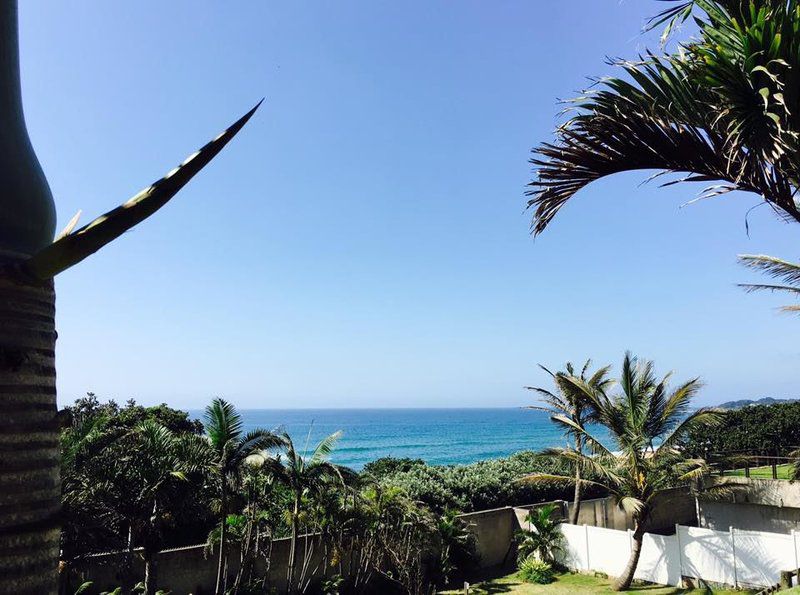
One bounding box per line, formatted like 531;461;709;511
20;100;262;281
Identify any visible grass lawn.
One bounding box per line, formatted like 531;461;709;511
724;463;793;480
438;571;754;594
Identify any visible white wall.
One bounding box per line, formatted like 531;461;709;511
557;523;800;589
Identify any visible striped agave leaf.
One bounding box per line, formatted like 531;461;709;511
20;100;262;281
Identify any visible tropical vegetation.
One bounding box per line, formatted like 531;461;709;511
515;504;564;565
59;395;481;595
523;353;724;591
527;362;612;523
682;400;800;464
527;0;800;313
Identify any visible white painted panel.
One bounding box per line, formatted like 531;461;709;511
634;532;681;586
586;525;630;578
734;529;795;588
679;526;736;586
558;523;588;570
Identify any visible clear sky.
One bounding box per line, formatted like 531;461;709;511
19;1;798;409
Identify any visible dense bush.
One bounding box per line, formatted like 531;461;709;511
682;402;800;463
517;557;554;584
375;451;605;513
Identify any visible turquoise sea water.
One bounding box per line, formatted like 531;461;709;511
190;408;573;470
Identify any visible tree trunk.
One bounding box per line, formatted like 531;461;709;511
0;0;60;590
287;497;299;594
215;485;227;595
570;434;582;524
143;550;158;595
571;466;582;525
612;523;645;591
0;267;60;595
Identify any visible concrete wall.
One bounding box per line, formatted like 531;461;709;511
697;478;800;534
564;488;696;535
699;500;800;534
457;506;517;569
80;534;330;595
79;489;703;589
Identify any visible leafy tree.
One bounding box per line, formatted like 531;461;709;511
203;399;284;595
515;503;564;564
683;401;800;463
361;457;425;478
527;360;612;523
259;431;351;594
524;353;723;590
379;451;600;513
115;422;210;595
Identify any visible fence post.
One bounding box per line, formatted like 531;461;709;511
584;524;590;571
730;527;738;589
675;524;684;588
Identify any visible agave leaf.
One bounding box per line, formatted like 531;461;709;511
56;210;82;241
21;99;263;281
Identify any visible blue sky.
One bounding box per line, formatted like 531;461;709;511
20;1;798;409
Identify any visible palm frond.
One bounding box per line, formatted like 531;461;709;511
310;431;343;465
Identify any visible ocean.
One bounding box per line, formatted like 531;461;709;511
189;407;572;470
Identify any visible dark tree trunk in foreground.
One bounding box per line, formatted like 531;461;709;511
0;267;60;594
0;1;59;590
612;522;645;591
144;550;158;595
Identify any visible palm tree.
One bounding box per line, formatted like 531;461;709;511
522;353;724;591
515;503;564;564
260;430;350;594
526;360;612;523
526;1;800;234
118;421;210;595
203;398;284;595
0;3;258;590
738;254;800;313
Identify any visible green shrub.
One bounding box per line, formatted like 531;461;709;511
517;556;554;584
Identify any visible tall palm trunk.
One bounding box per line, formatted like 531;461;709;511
612;522;645;591
0;2;60;591
215;485;228;595
286;495;300;594
570;435;582;524
143;550;158;595
0;270;60;595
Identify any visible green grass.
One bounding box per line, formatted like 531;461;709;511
438;571;754;594
724;463;793;480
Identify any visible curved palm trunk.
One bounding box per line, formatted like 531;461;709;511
0;268;60;595
612;522;645;591
215;485;228;595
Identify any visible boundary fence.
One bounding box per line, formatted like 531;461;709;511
558;523;800;589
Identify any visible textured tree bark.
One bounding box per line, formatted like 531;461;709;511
570;435;582;525
571;467;582;525
143;551;158;595
286;497;299;594
0;258;60;595
215;485;227;595
612;522;645;591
